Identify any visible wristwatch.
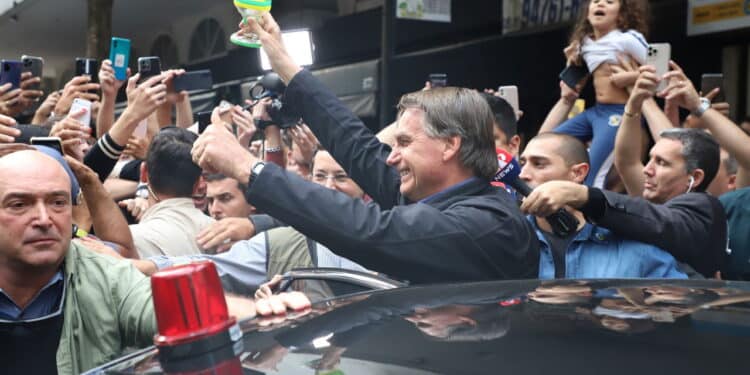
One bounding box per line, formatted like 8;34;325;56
692;97;711;118
248;161;266;187
244;161;266;203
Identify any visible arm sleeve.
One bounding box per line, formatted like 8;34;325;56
284;70;401;208
116;262;157;347
249;214;287;233
581;190;720;275
246;163;532;282
149;237;269;295
622;30;649;65
83;133;125;182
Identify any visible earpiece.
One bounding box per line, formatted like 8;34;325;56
687;176;695;192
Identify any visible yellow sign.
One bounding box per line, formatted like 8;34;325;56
692;0;746;24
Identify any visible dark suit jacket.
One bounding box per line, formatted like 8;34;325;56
244;70;539;284
581;189;728;278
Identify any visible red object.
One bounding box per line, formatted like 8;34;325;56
151;261;236;347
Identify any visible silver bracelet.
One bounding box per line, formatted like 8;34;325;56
265;146;282;153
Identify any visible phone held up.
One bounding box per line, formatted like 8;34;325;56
701;73;725;103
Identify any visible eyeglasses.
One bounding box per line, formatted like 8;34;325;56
312;173;350;184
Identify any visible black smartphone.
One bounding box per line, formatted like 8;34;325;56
559;65;589;90
196;111;212;134
173;70;213;92
21;55;44;91
75;58;99;83
30;136;64;155
701;73;725;103
429;73;447;88
138;56;162;81
0;60;23;89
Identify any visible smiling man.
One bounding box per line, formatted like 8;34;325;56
190;12;539;283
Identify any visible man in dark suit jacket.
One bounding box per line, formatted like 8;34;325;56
520;127;726;278
189;12;539;284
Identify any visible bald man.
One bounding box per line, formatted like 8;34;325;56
0;148;305;374
0;149;156;374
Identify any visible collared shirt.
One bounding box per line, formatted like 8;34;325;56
0;270;64;321
130;197;215;258
419;177;485;204
529;217;687;279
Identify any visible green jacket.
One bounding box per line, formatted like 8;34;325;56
56;242;156;374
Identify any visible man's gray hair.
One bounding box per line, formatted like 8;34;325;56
659;128;720;192
397;87;497;179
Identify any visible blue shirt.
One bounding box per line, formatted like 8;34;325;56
0;270;64;321
529;217;687;279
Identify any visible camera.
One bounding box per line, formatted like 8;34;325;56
249;72;300;129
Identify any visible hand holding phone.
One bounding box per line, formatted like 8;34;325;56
497;85;520;119
173;70;213;92
646;43;671;91
701;73;725;102
138;57;162;81
69;98;92;129
109;37;131;81
21;56;44;91
559;65;589;90
30;136;64;155
0;60;23;90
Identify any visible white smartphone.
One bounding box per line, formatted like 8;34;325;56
646;43;671;91
497;85;520;120
69;98;92;128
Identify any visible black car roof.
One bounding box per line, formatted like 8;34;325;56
93;279;750;374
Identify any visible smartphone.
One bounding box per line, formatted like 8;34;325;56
497;85;520;119
21;55;44;91
429;73;447;88
701;73;725;102
138;56;162;81
70;98;92;128
559;65;589;90
196;111;212;134
173;70;213;92
75;58;99;82
0;60;23;89
30;136;64;155
109;37;131;81
646;43;671;91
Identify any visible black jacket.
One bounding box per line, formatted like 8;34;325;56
581;188;728;278
244;70;539;284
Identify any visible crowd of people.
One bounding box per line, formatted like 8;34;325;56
1;0;750;372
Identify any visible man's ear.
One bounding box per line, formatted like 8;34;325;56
442;136;462;162
569;162;590;184
509;135;521;158
140;162;149;184
727;173;737;191
690;169;706;190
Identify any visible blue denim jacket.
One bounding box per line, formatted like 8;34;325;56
529;217;687;279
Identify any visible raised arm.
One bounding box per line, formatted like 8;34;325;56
614;65;660;196
539;81;580;133
245;13;399;205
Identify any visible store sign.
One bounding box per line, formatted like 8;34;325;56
503;0;583;34
396;0;451;23
688;0;750;35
